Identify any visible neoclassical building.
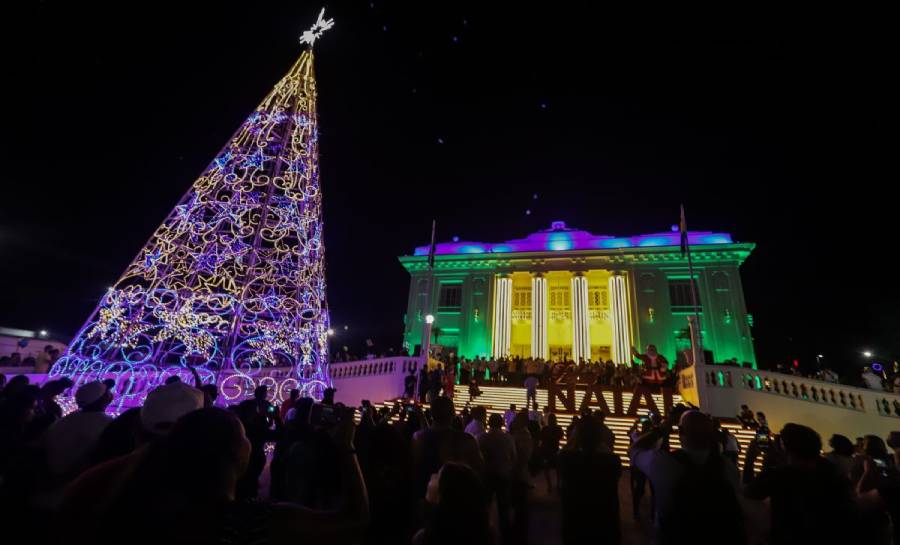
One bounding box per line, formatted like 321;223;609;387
400;221;756;367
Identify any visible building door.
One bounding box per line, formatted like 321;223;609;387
549;345;571;362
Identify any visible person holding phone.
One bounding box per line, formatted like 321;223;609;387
251;385;276;427
630;406;745;545
856;432;900;545
850;435;896;488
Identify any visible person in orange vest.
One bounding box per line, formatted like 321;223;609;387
632;344;668;385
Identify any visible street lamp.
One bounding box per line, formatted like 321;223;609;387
863;350;873;358
327;328;334;336
39;330;48;338
422;315;436;363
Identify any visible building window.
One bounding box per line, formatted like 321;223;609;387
712;271;730;292
668;279;702;313
472;278;486;295
588;287;608;308
513;287;531;309
438;284;462;311
639;273;656;294
550;287;569;308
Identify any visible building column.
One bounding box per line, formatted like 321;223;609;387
570;273;591;363
609;272;632;364
491;275;512;358
531;274;548;360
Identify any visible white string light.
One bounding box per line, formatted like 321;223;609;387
299;8;335;46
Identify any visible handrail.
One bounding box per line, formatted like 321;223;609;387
329;357;421;379
699;364;900;414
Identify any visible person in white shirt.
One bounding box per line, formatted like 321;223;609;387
820;368;839;383
524;375;539;407
478;413;517;478
504;404;517;430
464;405;488;438
861;367;885;391
527;403;541;424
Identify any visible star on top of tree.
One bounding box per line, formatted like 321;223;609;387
299;8;335;46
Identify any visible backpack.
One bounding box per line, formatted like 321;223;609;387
659;449;746;545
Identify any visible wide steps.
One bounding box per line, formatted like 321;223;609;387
374;384;761;471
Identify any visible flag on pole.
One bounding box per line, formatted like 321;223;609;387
427;220;437;270
679;204;689;257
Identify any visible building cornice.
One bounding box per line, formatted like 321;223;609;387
399;243;755;272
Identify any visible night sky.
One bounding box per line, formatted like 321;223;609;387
3;3;894;375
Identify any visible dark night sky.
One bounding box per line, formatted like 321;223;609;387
2;3;895;374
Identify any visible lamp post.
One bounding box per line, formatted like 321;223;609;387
422;314;435;367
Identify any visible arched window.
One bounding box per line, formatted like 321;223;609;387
712;271;730;292
639;273;656;294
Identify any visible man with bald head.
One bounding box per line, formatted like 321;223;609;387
630;406;745;545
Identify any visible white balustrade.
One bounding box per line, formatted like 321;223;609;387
695;364;900;441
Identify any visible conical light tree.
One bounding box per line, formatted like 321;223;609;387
51;13;335;409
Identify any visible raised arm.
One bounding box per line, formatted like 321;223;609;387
631;421;671;452
188;363;203;388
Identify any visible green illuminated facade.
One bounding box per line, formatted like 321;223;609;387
399;222;756;367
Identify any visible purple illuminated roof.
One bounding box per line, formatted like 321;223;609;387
412;221;736;256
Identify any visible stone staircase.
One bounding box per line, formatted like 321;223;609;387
376;383;760;470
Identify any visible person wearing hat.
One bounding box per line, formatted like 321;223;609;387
90;380;206;465
56;380;205;524
45;380;114;479
26;377;75;438
632;344;669;385
140;380;206;436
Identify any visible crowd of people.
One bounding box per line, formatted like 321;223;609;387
406;346;681;406
3;366;900;545
859;366;900;393
0;344;60;372
721;358;900;394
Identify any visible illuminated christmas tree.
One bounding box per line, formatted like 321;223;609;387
51;11;336;409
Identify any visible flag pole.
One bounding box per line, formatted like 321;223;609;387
681;205;705;366
420;220;437;379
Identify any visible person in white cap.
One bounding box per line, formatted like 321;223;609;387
45;380;115;478
140;380;206;436
56;380;206;521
